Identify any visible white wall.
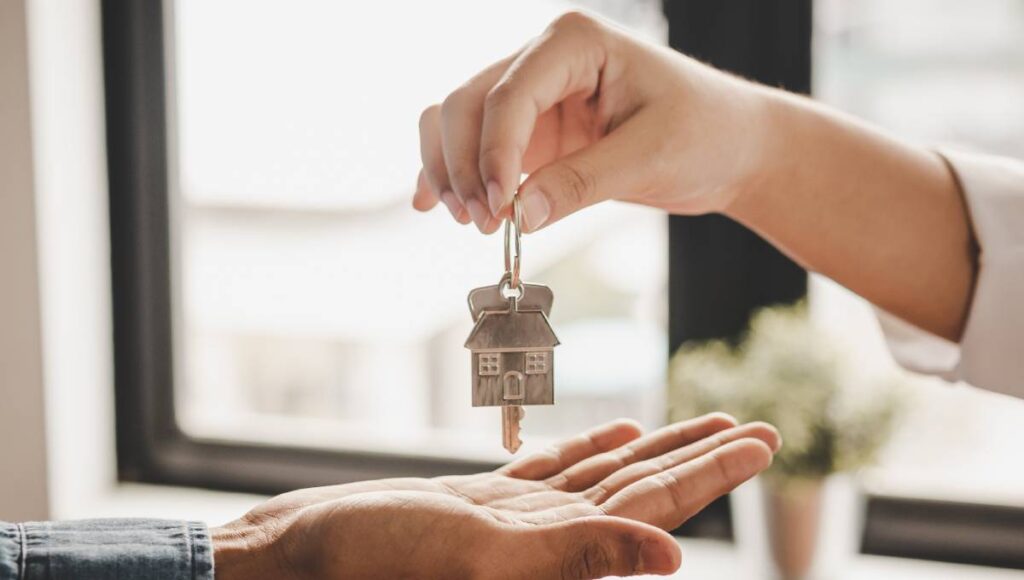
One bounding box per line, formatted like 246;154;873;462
0;0;50;522
0;0;259;525
26;0;118;519
0;0;116;521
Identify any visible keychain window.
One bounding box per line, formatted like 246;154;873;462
525;352;549;375
478;353;501;376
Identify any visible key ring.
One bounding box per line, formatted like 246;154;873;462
503;195;522;290
497;271;524;301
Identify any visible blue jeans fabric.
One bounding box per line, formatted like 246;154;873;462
0;519;213;580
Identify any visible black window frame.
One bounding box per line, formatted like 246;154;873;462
103;0;495;495
103;0;1024;569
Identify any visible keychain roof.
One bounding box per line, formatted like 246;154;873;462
464;195;560;348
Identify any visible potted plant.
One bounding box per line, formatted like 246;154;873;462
668;303;902;580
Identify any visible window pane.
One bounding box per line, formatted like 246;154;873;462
813;0;1024;505
170;0;667;462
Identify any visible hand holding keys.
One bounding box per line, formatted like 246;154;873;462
465;196;559;453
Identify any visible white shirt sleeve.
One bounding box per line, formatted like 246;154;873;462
876;149;1024;399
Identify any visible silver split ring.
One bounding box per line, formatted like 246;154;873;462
503;195;523;290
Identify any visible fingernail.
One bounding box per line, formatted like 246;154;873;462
440;190;462;220
486;180;505;216
521;190;551;231
466;197;489;231
637;540;675;574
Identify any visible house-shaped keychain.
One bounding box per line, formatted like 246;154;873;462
464;195;559;452
465;287;559;406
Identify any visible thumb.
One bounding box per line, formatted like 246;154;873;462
508;516;681;579
516;116;654;232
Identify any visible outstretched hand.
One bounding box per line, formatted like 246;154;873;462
213;413;780;579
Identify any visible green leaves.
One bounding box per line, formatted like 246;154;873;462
668;303;903;483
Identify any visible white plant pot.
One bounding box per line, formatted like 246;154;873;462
732;475;865;579
763;478;824;579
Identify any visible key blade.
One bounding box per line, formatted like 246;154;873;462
502;405;524;454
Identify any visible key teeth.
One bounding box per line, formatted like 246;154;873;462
502;406;525;454
513;407;524;453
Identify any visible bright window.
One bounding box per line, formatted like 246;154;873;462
170;0;668;463
813;0;1024;508
106;0;1022;565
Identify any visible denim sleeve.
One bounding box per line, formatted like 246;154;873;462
0;519;213;580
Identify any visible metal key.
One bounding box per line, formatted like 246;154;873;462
464;196;559;453
502;406;525;454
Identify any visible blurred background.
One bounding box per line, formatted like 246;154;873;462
1;0;1022;578
170;0;670;461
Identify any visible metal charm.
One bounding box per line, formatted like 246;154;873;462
464;196;559;453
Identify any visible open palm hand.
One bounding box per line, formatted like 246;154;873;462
213;413;780;580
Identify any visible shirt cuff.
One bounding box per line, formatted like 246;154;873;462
876;149;1024;399
0;519;214;580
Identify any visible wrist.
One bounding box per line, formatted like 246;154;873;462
212;522;296;580
719;83;792;218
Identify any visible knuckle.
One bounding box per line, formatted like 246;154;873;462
418;104;440;130
615;443;637;466
545;443;566;465
586;482;610;503
478;142;510;169
483;82;516;111
556;160;597;206
709;430;730;449
655;471;688;515
421;162;443;185
421;152;446;179
667;422;689;439
441;88;470;118
710;449;735;486
655;457;679;475
477;142;516;176
449;163;481;189
545;472;570;490
550;10;598;34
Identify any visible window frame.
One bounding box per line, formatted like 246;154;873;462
103;0;497;495
103;0;1024;568
663;0;811;541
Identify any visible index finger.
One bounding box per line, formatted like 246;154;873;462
479;12;610;215
601;438;774;530
498;418;643;481
544;413;738;492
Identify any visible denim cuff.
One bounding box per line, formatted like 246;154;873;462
0;519;213;580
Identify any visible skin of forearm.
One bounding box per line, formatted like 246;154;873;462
724;87;977;342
